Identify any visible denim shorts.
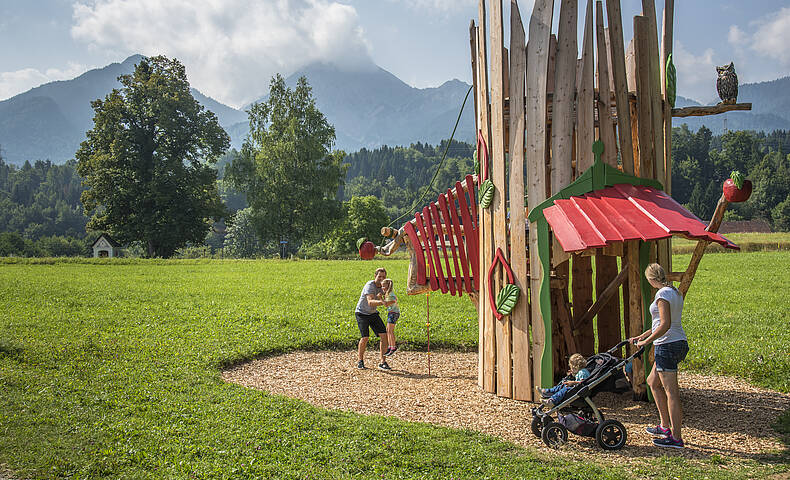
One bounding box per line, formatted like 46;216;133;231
654;340;689;372
387;312;400;325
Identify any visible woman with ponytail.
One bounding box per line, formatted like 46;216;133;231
629;263;689;449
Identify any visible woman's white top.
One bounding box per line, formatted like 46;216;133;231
650;286;687;345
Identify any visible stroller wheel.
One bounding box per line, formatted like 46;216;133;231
541;422;568;448
595;419;627;450
530;415;543;438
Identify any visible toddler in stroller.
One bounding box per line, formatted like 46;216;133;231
536;353;591;408
531;341;645;450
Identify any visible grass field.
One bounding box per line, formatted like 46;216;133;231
1;252;788;479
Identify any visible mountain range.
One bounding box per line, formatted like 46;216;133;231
1;54;788;166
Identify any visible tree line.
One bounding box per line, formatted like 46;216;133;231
1;54;789;258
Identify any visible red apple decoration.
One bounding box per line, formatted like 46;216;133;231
722;170;752;203
357;238;377;260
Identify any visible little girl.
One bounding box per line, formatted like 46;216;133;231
381;278;400;356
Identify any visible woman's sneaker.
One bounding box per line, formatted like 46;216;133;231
357;360;365;369
645;425;671;437
378;362;392;371
388;345;398;355
653;435;684;449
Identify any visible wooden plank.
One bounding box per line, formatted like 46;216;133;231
605;0;635;174
445;189;472;293
489;0;511;399
642;0;665;185
545;34;557;198
634;16;655;179
595;0;617;168
414;212;438;291
457;179;479;289
672;103;753;117
477;0;496;393
626;240;646;397
659;0;675;274
470;21;479;135
596;253;622;351
509;0;531;402
571;254;595;356
435;197;462;295
604;28;616;97
525;0;554;389
550;0;577;194
576;0;595;173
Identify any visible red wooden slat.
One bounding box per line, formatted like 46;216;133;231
438;192;464;295
445;188;472;293
543;206;587;252
457;179;479;290
423;206;448;294
414;212;439;291
403;221;426;286
430;202;456;296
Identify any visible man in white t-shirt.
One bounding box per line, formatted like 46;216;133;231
355;267;392;371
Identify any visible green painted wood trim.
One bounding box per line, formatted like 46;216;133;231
639;241;654;402
527;141;664;223
537;218;553;387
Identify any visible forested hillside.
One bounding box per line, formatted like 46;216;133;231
1;126;789;257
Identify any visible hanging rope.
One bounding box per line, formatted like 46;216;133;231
387;85;474;229
426;291;431;376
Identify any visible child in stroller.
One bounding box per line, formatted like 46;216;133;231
531;341;645;450
536;353;591;409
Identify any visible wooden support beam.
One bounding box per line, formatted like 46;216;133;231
679;194;729;296
489;0;512;399
574;260;628;335
551;0;576;193
634;16;655;179
595;253;622;352
642;0;665;187
525;0;554;389
509;0;531;402
476;0;495;392
572;254;595;356
626;240;646;397
576;0;595;172
605;0;635;174
659;0;675;274
595;1;617;168
672;103;752;117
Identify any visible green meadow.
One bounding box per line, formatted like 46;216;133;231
1;252;788;479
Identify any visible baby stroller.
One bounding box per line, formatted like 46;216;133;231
531;340;645;450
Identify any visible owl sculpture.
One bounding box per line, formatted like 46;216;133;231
716;62;738;105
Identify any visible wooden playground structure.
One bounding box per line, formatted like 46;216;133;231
375;0;750;403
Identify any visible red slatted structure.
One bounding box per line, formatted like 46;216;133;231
405;177;480;297
543;183;738;253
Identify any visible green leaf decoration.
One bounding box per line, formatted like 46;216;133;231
730;170;745;189
496;283;521;316
356;237;367;250
479;179;495;209
666;53;677;109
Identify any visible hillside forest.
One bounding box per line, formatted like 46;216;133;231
2;124;789;258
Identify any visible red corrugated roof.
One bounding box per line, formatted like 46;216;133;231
543;183;738;253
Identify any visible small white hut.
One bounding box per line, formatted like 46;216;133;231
92;234;121;258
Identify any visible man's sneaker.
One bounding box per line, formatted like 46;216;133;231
378;362;392;371
357;360;365;369
645;425;671;437
388;345;398;355
653;435;684;449
383;347;394;357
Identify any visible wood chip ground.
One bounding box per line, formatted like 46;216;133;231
223;350;789;469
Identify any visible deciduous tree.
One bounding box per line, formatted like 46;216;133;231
76;56;228;258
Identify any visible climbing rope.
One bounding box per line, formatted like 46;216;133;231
387;85;474;229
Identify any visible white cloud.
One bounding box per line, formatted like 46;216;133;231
395;0;477;13
727;25;746;47
70;0;373;107
672;41;716;102
749;7;790;66
0;63;90;101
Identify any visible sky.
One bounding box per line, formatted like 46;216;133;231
1;0;789;108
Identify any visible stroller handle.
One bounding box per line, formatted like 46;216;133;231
606;340;646;359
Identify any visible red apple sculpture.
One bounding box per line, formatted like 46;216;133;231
357;238;377;260
722;170;752;203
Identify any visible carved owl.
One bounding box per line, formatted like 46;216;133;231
716;62;738;105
